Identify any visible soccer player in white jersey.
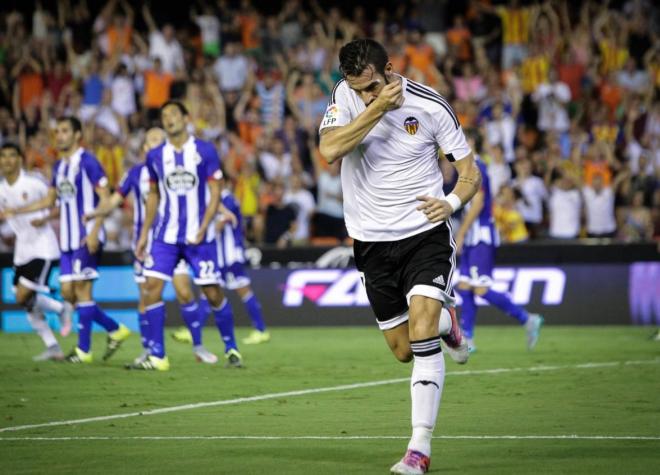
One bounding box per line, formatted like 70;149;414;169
0;144;74;361
6;117;131;363
318;39;482;474
134;101;242;371
86;128;220;365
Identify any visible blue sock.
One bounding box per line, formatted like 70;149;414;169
243;292;266;332
180;301;203;346
213;298;237;353
92;304;119;333
146;302;166;358
198;295;211;328
76;302;94;352
482;289;529;324
138;312;149;350
458;289;477;339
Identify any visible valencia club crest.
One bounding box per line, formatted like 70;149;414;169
404;116;419;135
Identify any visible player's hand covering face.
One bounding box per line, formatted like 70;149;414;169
345;65;404;110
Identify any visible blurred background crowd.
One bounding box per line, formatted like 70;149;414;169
0;0;658;250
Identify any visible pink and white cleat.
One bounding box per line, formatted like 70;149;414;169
439;306;469;364
390;449;430;474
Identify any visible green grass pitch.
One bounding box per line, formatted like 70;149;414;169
1;326;659;474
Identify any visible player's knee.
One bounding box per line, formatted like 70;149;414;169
143;279;164;305
175;288;194;304
201;285;223;307
15;290;34;309
60;287;75;304
392;345;413;363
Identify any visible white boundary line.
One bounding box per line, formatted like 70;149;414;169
1;359;658;434
0;435;659;442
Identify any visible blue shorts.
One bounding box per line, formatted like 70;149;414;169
59;247;101;282
458;243;495;288
220;262;251;290
143;241;220;285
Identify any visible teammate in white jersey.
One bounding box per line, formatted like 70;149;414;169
318;39;482;474
6;117;131;364
0;144;74;361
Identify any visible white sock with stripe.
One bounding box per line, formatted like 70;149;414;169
408;336;446;457
27;311;58;348
34;294;64;315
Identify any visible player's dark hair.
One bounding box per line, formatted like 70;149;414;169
56;116;83;134
0;142;23;158
160;100;189;117
339;39;389;78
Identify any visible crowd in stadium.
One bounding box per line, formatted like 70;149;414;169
0;0;658;250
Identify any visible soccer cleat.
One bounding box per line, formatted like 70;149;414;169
124;350;151;369
127;355;170;371
171;327;193;344
224;348;243;368
242;330;271;345
33;345;64;362
103;324;131;361
525;314;544;350
439;307;469;364
652;329;660;341
60;302;74;337
467;338;477;354
65;347;93;364
390;449;430;474
194;345;219;364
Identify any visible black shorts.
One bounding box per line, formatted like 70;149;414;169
13;259;56;293
353;222;456;330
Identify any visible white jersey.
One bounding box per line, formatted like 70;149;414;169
0;171;60;265
319;76;471;241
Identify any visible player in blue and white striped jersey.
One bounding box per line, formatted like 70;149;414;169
175;188;269;346
8;117;130;363
454;156;543;353
134;101;241;370
86;128;220;366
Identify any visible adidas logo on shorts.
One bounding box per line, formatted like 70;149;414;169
433;275;445;286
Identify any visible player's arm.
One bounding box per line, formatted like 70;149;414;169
455;188;485;253
319;80;403;163
215;201;238;231
6;188;57;216
193;179;222;244
135;182;159;260
84;183;111;253
85;192;124;221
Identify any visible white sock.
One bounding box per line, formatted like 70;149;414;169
408;341;446;457
438;307;452;335
34;294;64;315
27;311;58;348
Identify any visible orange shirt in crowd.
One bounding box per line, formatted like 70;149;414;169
143;70;174;109
239;14;259;50
19;72;44;109
446;26;472;62
599;81;622;117
107;25;132;55
497;6;530;45
583;160;612;187
405;43;435;79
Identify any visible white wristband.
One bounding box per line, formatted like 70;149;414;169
444;193;462;212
